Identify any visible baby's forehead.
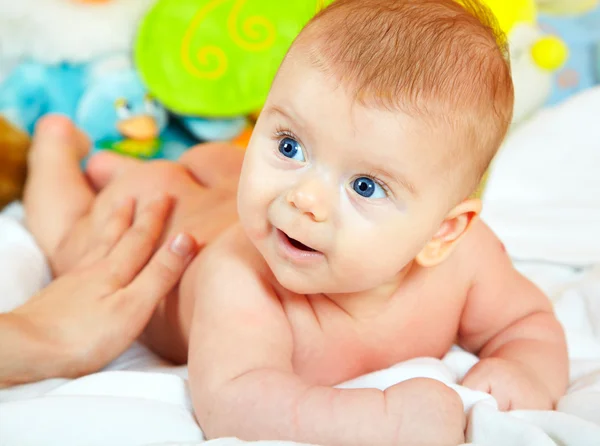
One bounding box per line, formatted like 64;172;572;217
265;93;451;190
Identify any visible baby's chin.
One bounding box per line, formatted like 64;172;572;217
271;269;328;295
267;261;360;296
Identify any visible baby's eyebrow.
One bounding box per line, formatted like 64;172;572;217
369;166;416;196
264;105;304;129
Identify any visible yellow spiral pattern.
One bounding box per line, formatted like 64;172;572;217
227;0;277;52
181;0;228;80
181;0;278;80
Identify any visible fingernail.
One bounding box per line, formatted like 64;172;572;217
170;233;194;257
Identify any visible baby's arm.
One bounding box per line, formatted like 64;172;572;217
458;221;568;410
187;229;465;446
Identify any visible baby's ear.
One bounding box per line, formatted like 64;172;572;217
416;198;482;267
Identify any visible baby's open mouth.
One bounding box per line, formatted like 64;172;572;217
284;232;317;252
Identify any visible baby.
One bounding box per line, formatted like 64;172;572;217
24;0;568;445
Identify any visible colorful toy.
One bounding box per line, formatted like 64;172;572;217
536;1;600;106
135;0;333;118
597;44;600;81
483;0;568;124
178;115;247;142
0;0;163;203
537;0;598;15
0;57;178;160
467;0;568;199
0;117;29;209
0;0;156;81
0;57;242;160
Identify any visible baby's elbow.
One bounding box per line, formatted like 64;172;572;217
193;391;235;440
192;379;259;441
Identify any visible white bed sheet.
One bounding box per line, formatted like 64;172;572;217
2;87;600;446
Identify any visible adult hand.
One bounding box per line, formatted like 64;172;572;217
0;196;198;387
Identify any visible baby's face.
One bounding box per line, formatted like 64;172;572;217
238;53;453;294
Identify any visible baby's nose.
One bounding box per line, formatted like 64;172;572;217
286;180;329;222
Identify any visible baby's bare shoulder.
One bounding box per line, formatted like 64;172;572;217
455;220;554;352
451;218;509;278
190;224;276;300
200;224;268;269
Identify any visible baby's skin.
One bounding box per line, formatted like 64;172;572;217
23;9;567;446
25;106;566;446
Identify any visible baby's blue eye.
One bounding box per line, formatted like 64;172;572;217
278;137;305;162
353;177;386;198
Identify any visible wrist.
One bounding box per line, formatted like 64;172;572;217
0;312;62;387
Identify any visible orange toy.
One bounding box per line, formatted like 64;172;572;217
0;117;30;209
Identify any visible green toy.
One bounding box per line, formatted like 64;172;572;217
135;0;332;118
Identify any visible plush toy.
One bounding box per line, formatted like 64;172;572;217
468;0;568;199
0;117;30;210
597;44;600;80
135;0;333;119
483;0;568;124
537;0;599;14
0;0;162;205
0;56;182;159
0;0;157;81
536;1;600;106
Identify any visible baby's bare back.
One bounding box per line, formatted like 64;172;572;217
50;147;242;362
89;161;238;252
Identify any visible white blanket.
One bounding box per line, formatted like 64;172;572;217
2;88;600;445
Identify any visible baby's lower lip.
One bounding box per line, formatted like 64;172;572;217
275;229;324;262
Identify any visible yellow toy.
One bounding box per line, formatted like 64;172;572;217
536;0;599;15
470;0;567;199
535;1;600;106
482;0;567;124
485;0;565;70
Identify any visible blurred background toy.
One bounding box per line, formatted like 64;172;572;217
135;0;333;117
0;0;576;207
0;117;30;209
0;55;183;160
483;0;568;125
134;0;334;147
0;0;156;82
0;0;160;209
536;0;600;106
471;0;568;199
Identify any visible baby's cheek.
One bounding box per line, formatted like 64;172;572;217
336;233;395;280
238;179;273;239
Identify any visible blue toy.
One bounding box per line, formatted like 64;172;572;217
0;57;246;161
597;44;600;80
538;5;600;106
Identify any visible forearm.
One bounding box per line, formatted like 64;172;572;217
482;313;568;402
196;370;464;446
0;313;57;388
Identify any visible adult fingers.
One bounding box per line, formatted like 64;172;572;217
121;232;198;307
86;151;142;191
105;195;174;286
77;198;136;268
